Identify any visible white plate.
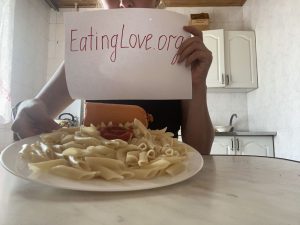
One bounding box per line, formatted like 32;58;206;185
0;136;203;192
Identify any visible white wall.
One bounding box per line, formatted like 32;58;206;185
0;0;50;151
243;0;300;160
48;8;84;121
11;0;50;106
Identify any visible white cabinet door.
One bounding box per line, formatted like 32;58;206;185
203;29;225;88
224;31;258;88
211;136;235;155
236;136;274;157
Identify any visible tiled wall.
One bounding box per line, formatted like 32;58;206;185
207;93;248;130
0;0;50;151
47;7;248;131
243;0;300;160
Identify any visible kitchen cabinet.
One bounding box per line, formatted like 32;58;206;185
236;136;274;157
224;31;258;89
203;29;225;87
210;136;235;155
203;29;258;90
211;135;274;157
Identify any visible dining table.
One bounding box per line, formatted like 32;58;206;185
0;155;299;225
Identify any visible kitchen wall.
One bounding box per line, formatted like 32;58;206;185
243;0;300;160
47;8;83;121
11;0;49;106
0;4;249;150
0;0;50;150
166;7;248;130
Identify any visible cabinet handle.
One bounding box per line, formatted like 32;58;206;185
225;74;230;85
236;138;240;151
222;74;225;84
231;138;234;151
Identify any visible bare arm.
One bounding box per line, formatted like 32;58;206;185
35;62;74;117
181;84;214;155
12;62;74;138
178;26;215;154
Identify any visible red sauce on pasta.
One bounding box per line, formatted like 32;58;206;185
99;126;133;141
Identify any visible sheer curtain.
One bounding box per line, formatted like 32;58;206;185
0;0;15;124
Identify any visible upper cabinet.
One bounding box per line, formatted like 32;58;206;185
225;31;258;89
203;29;225;87
203;29;258;91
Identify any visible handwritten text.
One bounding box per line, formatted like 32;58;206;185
69;24;185;64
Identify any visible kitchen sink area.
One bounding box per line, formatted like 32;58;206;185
212;113;277;157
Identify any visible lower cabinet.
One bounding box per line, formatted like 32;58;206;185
210;136;235;155
211;136;274;157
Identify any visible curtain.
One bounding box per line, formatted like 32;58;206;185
0;0;15;124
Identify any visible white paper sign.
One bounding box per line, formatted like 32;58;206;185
64;9;192;100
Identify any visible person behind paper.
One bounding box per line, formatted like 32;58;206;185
11;0;215;155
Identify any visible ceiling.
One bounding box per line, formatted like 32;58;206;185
46;0;247;9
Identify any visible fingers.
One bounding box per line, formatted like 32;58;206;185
177;39;203;64
183;26;203;41
184;51;211;67
177;38;211;67
177;26;211;67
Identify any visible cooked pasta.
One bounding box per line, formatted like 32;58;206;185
19;119;192;181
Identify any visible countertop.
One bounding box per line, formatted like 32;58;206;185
0;155;299;225
215;131;277;136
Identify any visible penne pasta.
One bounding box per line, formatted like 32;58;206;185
80;124;100;138
125;151;139;166
86;145;116;157
28;159;69;172
103;139;128;148
59;127;80;134
50;165;96;180
40;131;66;144
19;144;35;161
62;141;85;149
116;145;139;162
62;147;85;157
74;136;102;146
137;142;148;151
94;166;124;180
164;148;174;156
20;119;192;181
146;149;156;160
165;162;185;176
68;156;91;171
61;134;74;144
142;158;171;170
138;151;148;167
129;167;162;179
85;157;126;172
